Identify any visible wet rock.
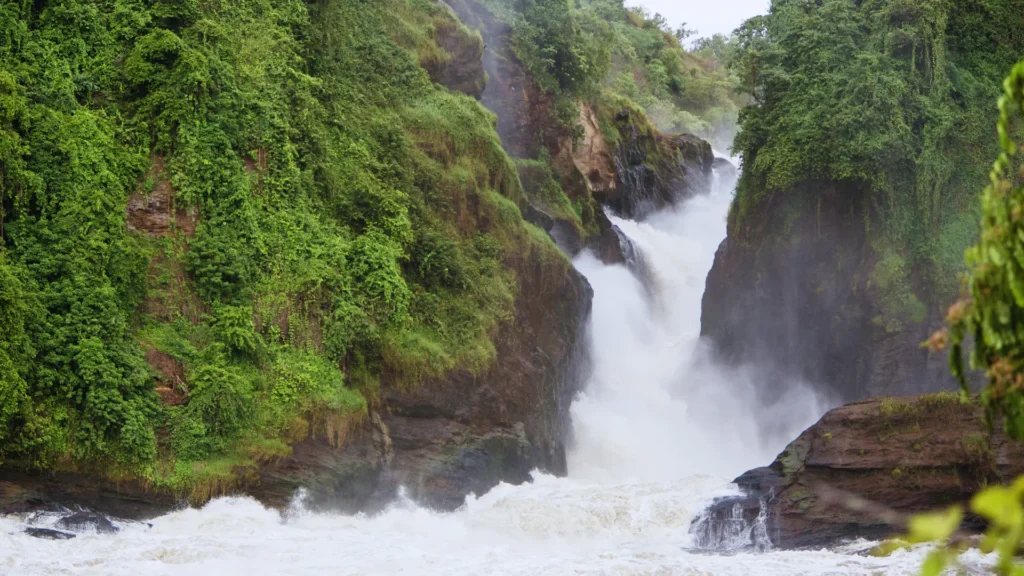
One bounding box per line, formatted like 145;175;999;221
701;180;960;403
712;157;737;181
24;527;76;540
521;201;583;256
442;0;557;159
251;215;594;514
57;511;120;534
593;108;714;220
0;472;175;521
692;395;1024;549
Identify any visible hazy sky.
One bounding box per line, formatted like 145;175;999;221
625;0;770;38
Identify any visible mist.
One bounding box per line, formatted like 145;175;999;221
568;162;831;482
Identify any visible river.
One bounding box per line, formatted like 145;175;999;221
0;161;993;574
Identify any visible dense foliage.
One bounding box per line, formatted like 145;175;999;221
947;58;1024;438
885;60;1024;576
0;0;562;495
730;0;1024;320
482;0;743;149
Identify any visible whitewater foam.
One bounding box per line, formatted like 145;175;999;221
0;484;993;575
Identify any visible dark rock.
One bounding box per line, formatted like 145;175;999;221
583;209;630;266
517;166;584;256
691;395;1023;550
442;0;557;159
252;225;594;513
596;109;714;220
24;527;76;540
0;474;175;521
57;511;119;534
701;181;960;403
712;157;737;181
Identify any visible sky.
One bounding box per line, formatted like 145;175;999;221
625;0;770;39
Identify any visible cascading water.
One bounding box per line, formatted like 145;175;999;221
0;159;994;575
569;162;825;485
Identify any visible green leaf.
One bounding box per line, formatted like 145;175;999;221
919;549;951;576
908;507;963;542
971;486;1023;529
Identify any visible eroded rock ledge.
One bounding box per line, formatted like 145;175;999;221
693;394;1024;550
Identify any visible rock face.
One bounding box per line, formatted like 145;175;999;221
701;183;955;402
692;395;1024;549
599;109;714;220
254;255;592;512
442;0;713;259
442;0;554;160
0;472;175;520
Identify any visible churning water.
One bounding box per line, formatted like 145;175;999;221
0;161;991;574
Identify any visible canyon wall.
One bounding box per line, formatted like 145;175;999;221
701;183;954;403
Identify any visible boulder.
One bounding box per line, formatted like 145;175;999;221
712;157;737;181
24;527;76;540
56;511;119;534
691;394;1024;549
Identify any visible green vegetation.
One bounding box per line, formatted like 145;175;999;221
0;0;564;497
960;432;992;464
730;0;1024;322
896;478;1024;576
479;0;743;149
948;57;1024;442
515;152;585;228
878;391;965;417
890;58;1024;576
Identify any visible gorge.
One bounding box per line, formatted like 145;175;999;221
3;0;1024;573
0;147;953;576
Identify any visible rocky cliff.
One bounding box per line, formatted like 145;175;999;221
251;249;592;512
701;0;1024;404
692;394;1024;549
1;221;592;518
701;183;954;403
444;0;713;256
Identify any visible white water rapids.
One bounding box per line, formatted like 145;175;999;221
0;162;995;574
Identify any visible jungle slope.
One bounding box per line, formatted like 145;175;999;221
701;0;1024;402
0;0;727;514
0;0;593;511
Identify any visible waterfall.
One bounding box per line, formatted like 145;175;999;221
567;158;826;485
0;157;966;574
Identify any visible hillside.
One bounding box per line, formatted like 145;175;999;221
0;0;725;509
